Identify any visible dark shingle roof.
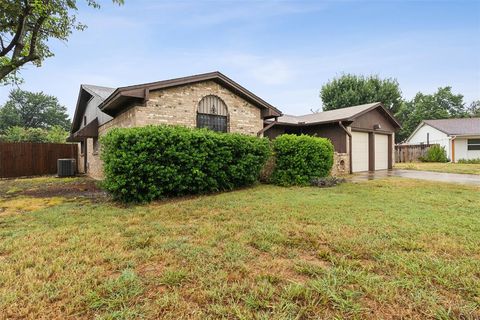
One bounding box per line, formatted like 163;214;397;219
276;103;380;125
82;84;116;101
272;102;401;128
423;118;480;135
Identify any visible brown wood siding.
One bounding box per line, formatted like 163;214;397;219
0;142;78;178
299;123;347;153
264;123;347;153
263;126;285;140
350;108;396;132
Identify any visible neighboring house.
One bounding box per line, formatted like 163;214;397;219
264;102;401;173
406;118;480;162
68;72;282;179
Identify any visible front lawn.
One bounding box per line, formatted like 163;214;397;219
0;177;479;319
395;162;480;175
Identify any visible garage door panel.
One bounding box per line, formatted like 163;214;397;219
352;132;369;172
375;134;389;170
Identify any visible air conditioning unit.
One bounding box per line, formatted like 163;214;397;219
57;158;76;177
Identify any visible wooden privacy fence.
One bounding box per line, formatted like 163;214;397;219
395;144;437;163
0;142;78;178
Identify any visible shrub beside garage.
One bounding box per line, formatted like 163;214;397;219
101;125;271;202
271;134;334;186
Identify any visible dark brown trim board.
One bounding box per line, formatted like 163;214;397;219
338;121;353;174
98;71;282;119
388;134;393;169
369;132;375;171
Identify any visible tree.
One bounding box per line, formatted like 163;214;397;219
0;0;123;84
0;125;68;143
395;87;468;142
0;89;71;132
45;125;69;142
467;100;480;117
320;74;403;113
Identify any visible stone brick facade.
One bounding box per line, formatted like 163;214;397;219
85;81;264;179
331;152;350;176
137;80;262;135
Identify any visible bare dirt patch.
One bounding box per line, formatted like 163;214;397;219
1;178;109;202
23;180;106;199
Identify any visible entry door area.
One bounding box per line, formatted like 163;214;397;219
374;134;389;170
351;131;369;172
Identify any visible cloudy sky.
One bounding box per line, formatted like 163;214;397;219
0;0;479;118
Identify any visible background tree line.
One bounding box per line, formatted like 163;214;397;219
320;74;480;142
0;89;71;143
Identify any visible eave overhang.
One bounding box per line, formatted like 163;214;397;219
98;72;282;119
67;118;98;142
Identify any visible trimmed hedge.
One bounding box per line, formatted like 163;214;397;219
271;134;334;186
101;125;271;202
458;158;480;164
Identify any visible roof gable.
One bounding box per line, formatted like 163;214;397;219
275;102;401;128
98;71;282;119
423;118;480;135
71;85;115;133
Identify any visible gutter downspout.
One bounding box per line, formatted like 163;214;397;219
451;135;457;163
338;121;353;174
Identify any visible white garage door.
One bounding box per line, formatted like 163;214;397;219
374;134;389;170
352;131;369;172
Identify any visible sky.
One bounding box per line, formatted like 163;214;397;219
0;0;479;118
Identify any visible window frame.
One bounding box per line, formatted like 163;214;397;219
196;113;228;133
467;138;480;151
196;95;229;133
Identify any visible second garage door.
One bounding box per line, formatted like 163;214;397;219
351;131;369;172
374;134;389;170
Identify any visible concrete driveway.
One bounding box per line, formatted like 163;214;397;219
350;169;480;186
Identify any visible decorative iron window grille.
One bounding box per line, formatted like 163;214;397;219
197;113;228;132
197;95;228;132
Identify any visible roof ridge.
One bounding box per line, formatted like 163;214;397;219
282;102;381;118
97;71;282;118
82;84;116;90
425;117;480;121
274;102;400;128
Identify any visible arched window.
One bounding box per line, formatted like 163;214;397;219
197;95;228;132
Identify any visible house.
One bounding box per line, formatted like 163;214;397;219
263;103;401;173
69;72;400;179
68;72;282;179
406;118;480;162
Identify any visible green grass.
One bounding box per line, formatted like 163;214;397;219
0;177;479;319
395;162;480;175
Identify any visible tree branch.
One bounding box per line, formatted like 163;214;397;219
0;3;32;58
27;16;46;61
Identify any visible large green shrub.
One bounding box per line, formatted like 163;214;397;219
420;145;448;163
101;125;271;202
271;134;334;186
